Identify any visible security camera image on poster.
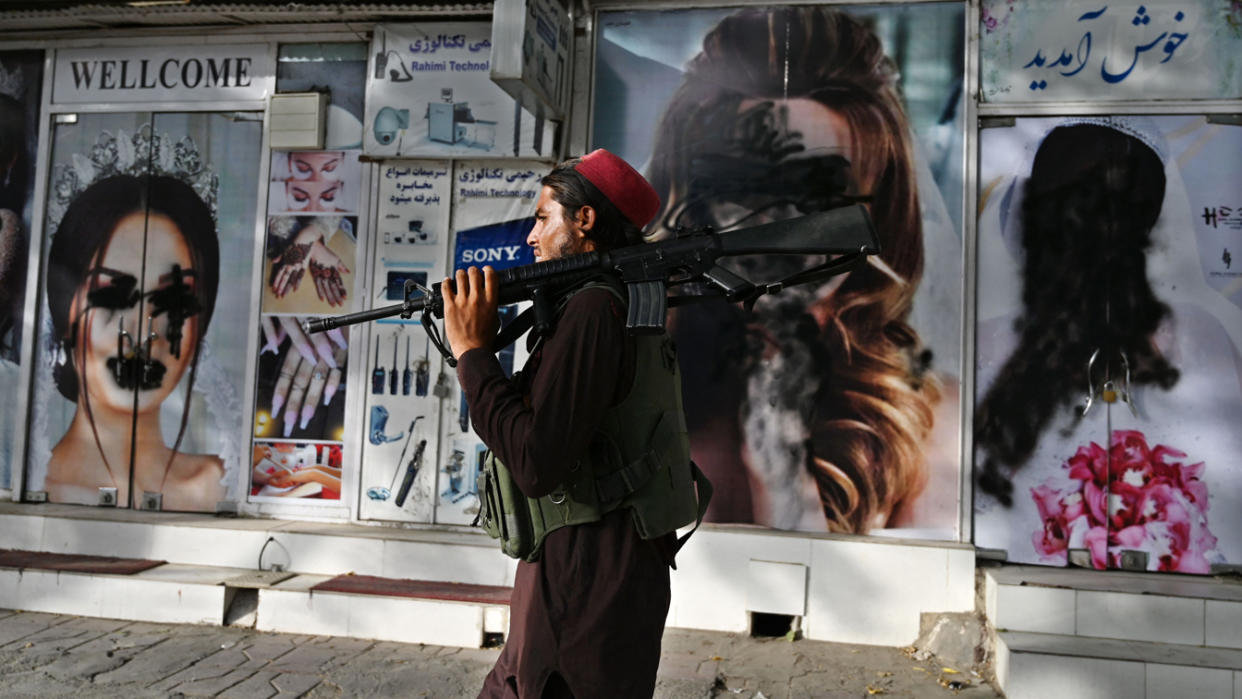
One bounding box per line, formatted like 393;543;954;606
0;50;43;489
27;111;261;511
974;116;1242;574
593;4;966;538
365;23;557;159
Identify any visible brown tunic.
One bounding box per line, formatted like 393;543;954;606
458;287;674;699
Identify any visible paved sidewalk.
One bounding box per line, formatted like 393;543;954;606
0;609;1000;698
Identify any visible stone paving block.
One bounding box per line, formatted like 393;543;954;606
1;614;124;655
0;668;105;698
0;610;70;646
41;635;148;681
304;635;373;652
271;672;322;697
657;649;719;681
218;669;280;699
94;634;233;686
239;634;302;666
300;635;376;671
266;643;361;674
103;624;183;651
159;666;259;696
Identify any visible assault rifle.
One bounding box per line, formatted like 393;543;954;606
303;203;879;366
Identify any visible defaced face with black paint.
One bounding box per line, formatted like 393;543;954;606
69;210;200;414
48;174;219;418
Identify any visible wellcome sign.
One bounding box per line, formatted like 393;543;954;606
53;44;273;104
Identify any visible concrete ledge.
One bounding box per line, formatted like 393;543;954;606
985;565;1242;648
257;585;505;648
0;502;973;649
0;502;516;587
0;567;224;625
998;630;1242;699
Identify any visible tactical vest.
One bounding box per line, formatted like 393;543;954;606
476;284;712;562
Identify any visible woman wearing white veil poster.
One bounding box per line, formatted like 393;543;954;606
974;116;1242;573
28;112;261;511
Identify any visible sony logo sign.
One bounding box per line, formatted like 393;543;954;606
460;245;525;264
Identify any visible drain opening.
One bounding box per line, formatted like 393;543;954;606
749;612;798;638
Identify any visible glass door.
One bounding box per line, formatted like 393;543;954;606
28;110;261;511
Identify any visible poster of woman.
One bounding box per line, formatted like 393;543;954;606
0;50;43;489
974;116;1242;573
27;112;261;511
593;4;965;538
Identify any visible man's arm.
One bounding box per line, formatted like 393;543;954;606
447;274;625;498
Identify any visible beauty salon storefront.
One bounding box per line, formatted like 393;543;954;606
1;3;1240;689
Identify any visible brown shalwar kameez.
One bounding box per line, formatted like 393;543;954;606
457;286;675;699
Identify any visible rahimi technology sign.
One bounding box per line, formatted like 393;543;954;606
53;44;272;103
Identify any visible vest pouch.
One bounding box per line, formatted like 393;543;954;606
478;451;536;560
623;410;699;539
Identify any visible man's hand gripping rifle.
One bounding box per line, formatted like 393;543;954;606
302;203;880;364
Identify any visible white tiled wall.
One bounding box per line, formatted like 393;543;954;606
1207;600;1242;650
993;583;1076;634
746;560;807;617
1001;646;1145;699
1146;663;1233;699
803;539;974;646
1076;590;1205;646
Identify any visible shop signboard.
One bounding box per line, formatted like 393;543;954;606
980;0;1242;102
53;44;272;104
364;23;556;159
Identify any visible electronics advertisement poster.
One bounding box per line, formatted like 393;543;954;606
0;50;43;490
593;4;966;538
979;0;1242;103
364;23;558;160
356;160;452;522
974;115;1242;574
436;159;546;525
28;111;261;511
